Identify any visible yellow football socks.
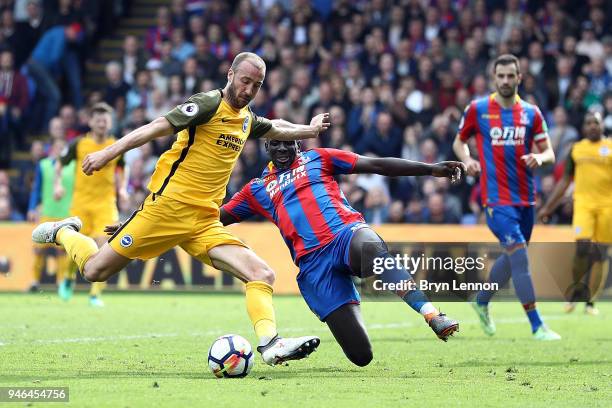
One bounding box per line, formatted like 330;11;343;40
90;281;106;297
64;258;78;281
32;252;44;282
245;281;277;343
589;259;609;301
56;227;98;277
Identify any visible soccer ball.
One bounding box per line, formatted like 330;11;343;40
208;334;254;378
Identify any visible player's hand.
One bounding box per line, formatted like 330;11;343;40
27;210;39;223
520;153;542;168
537;207;552;223
310;112;331;136
432;161;466;184
53;183;65;200
82;150;112;175
104;223;122;236
464;157;481;177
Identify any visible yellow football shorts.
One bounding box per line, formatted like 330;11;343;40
71;203;119;238
573;203;612;243
108;193;247;265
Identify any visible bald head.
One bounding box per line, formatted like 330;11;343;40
231;52;266;74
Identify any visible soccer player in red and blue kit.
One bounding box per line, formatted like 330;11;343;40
452;54;561;340
220;138;464;366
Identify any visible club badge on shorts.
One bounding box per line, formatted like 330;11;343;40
120;234;133;248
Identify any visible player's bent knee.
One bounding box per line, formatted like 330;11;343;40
82;256;108;282
346;348;373;367
250;265;275;285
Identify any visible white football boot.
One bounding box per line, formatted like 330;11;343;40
32;216;82;244
257;335;320;365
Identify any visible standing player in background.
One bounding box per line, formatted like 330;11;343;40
27;138;75;293
54;103;129;307
218;140;463;366
452;54;561;340
33;52;326;365
539;112;611;315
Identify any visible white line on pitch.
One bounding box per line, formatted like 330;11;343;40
0;315;575;347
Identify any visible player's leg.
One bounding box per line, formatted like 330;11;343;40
565;239;594;309
325;303;373;367
30;243;46;292
567;205;597;311
86;234;114;307
348;226;458;341
512;206;560;339
204;244;320;365
56;250;75;301
586;208;612;314
80;208;119;306
32;215;132;284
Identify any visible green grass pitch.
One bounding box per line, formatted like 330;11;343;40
0;292;610;407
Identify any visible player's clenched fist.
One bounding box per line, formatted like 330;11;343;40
520;153;542;169
82;150;111;175
431;161;466;184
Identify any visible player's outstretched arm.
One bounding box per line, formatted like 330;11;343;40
263;113;330;141
82;117;174;175
352;156;466;183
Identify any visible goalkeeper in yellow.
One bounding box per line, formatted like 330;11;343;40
539;111;611;315
33;52;328;365
53;102;129;307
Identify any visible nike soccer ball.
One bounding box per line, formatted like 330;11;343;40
208;334;254;378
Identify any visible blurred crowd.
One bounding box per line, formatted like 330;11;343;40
0;0;610;225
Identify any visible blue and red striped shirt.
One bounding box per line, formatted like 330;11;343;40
458;93;549;207
223;148;365;263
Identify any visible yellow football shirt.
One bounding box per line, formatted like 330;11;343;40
61;133;124;210
149;89;272;208
565;137;612;208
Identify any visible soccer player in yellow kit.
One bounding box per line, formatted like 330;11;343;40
54;102;129;307
33;52;328;365
27;138;75;293
539;112;612;315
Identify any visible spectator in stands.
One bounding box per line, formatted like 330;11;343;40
121;35;147;85
576;21;604;61
59;104;80;141
387;200;407;224
126;69;153;114
549;107;578;162
181;56;200;95
356;111;402;157
13;0;51;68
43;116;65;153
26;23;82;132
588;57;611;99
0;49;28;153
424;193;459;224
170;27;194;62
146;6;172;59
103;60;130;109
